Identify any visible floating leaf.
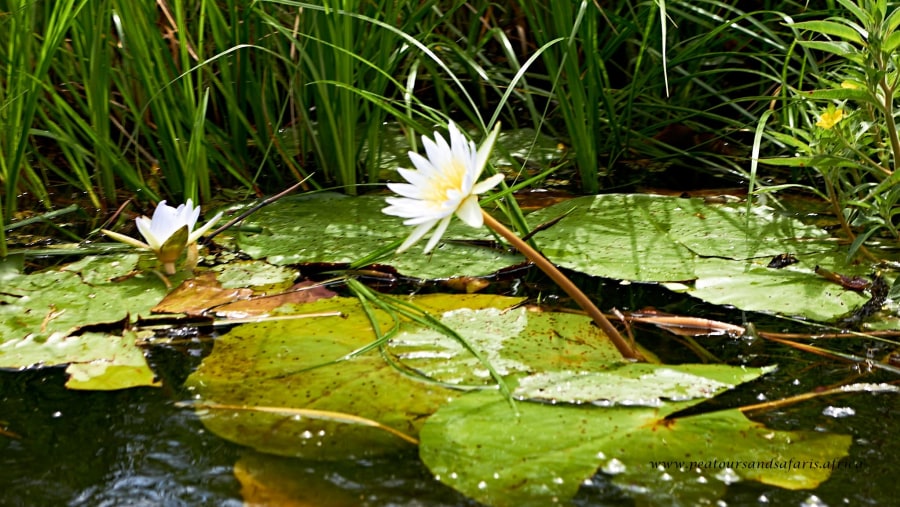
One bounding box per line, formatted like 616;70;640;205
420;390;852;507
675;256;866;321
512;363;775;405
63;331;160;390
184;294;523;460
529;194;697;281
387;307;623;386
387;304;758;407
527;194;866;320
0;255;170;389
223;193;524;279
210;260;299;291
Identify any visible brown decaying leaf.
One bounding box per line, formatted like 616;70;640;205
152;272;253;317
153;271;339;319
213;281;337;318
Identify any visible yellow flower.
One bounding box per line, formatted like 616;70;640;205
383;122;503;253
816;109;844;129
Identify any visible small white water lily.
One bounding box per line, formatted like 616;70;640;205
102;199;223;274
383;121;504;253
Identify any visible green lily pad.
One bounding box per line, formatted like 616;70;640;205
676;256;866;321
512;363;776;405
184;294;523;460
223;193;524;279
527;194;866;320
386;307;623;386
528;194;697;281
211;261;299;291
668;199;830;258
63;331;160;390
0;255;169;389
385;303;766;407
420;390;852;507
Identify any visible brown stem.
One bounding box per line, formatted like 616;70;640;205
481;210;643;361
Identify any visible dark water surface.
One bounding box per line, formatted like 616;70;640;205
0;345;476;507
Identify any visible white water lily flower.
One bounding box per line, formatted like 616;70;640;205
383;122;504;253
102;199;223;274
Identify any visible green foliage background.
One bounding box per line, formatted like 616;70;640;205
0;0;891;255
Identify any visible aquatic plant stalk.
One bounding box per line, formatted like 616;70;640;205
480;210;641;361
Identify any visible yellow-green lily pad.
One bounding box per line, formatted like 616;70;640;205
420;390;852;506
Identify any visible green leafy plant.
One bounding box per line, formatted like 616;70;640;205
760;0;900;259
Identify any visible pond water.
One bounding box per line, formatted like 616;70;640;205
1;277;897;506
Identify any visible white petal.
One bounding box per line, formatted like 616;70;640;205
471;173;505;195
423;133;452;170
423;215;452;253
187;211;224;244
151;200;172;222
474;122;501;179
455;195;484;228
386;182;425;200
180;200;201;230
383;198;428;218
396;220;438;253
443;188;466;206
135;216;163;251
385;207;428;221
448;122;475;170
396;167;429;187
147;201;184;244
403;212;448;225
150;200;176;225
408;152;439;177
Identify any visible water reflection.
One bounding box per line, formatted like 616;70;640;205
0;367;242;506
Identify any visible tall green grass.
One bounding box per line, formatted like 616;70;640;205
1;0;88;256
252;0;452;194
0;0;852;259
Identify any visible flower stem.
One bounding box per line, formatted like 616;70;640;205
481;210;643;360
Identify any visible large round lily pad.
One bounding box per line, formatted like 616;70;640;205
526;194;867;320
225;193;524;279
420;389;852;507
